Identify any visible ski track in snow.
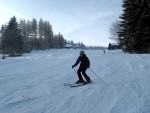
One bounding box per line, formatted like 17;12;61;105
0;49;150;113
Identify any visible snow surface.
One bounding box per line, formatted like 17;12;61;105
0;49;150;113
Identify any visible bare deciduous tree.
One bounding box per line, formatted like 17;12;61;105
109;20;121;43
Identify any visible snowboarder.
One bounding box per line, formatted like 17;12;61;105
72;50;91;84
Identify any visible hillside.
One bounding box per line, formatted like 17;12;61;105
0;49;150;113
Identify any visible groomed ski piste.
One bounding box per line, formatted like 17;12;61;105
0;49;150;113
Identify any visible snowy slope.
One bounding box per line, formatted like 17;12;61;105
0;49;150;113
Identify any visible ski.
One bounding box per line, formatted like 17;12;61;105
64;83;84;86
64;83;76;86
70;81;92;87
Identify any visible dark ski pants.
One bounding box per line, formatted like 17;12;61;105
77;68;91;82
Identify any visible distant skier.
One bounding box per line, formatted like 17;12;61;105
72;50;91;84
103;49;105;54
2;55;5;59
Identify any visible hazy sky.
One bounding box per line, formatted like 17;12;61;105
0;0;122;46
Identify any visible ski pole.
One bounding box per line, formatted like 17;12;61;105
73;68;77;73
73;68;79;81
89;68;105;83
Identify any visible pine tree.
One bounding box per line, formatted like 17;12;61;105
119;0;138;52
139;0;150;52
31;18;38;49
57;33;65;48
0;25;6;35
119;0;150;53
31;18;37;38
39;18;44;39
44;21;53;48
19;19;31;53
1;16;23;56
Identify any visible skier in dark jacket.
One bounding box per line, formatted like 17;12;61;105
72;50;91;84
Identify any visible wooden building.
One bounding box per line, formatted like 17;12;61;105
108;43;121;50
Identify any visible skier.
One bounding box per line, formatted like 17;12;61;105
72;50;92;84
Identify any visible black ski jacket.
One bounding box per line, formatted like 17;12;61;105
73;54;90;69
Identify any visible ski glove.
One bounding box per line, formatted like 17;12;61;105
86;65;90;68
72;65;75;68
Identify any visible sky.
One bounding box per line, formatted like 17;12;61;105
0;0;122;47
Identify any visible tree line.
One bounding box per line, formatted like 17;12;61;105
109;0;150;53
0;16;86;56
0;16;67;56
